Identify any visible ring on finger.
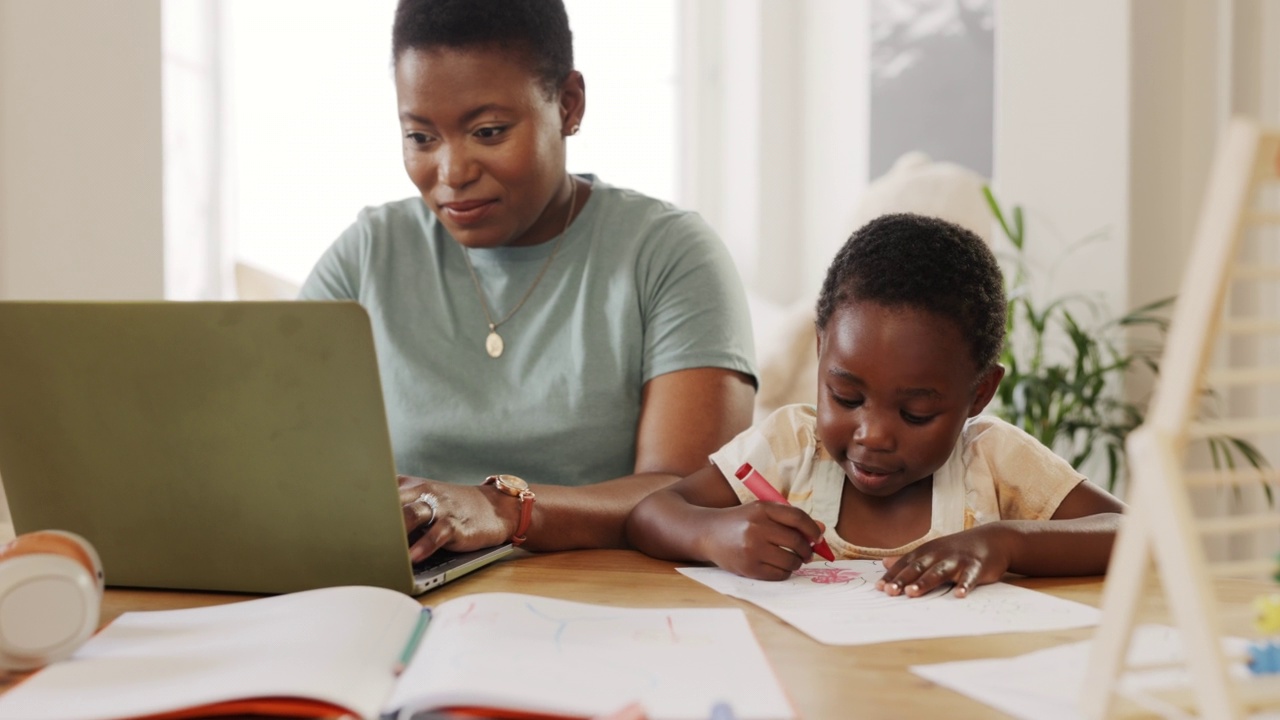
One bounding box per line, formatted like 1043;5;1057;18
415;492;439;527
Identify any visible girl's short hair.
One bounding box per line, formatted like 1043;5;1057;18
392;0;574;98
815;213;1007;373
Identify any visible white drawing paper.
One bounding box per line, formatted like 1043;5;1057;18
909;624;1261;720
678;559;1100;645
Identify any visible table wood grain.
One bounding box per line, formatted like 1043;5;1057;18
4;548;1273;719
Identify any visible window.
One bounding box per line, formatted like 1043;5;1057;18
215;0;678;289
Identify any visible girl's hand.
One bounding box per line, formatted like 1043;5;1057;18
701;503;825;581
876;524;1012;598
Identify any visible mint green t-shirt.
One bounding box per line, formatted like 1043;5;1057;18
299;177;757;486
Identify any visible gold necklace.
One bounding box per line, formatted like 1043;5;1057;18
461;176;577;359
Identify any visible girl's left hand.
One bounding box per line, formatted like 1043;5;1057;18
876;524;1013;598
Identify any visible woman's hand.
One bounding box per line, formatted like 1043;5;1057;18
397;475;514;562
700;503;825;582
876;524;1013;598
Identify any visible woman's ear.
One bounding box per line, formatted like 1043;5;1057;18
968;363;1006;417
560;70;586;136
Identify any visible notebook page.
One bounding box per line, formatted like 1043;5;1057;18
387;592;795;720
0;586;422;720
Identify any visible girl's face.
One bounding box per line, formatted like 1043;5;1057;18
394;46;583;249
815;300;1002;498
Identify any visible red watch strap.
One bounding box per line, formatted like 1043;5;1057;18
512;490;534;546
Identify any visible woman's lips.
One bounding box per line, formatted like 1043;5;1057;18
440;199;496;225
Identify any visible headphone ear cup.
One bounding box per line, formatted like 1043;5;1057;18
0;530;103;671
0;554;100;670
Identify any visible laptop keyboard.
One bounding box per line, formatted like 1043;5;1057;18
411;549;460;574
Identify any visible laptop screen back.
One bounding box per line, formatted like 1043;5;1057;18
0;301;420;595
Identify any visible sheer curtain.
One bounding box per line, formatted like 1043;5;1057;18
163;0;679;297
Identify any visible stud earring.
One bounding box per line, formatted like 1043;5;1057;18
568;124;580;136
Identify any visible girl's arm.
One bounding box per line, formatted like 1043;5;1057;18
878;480;1126;598
626;464;826;581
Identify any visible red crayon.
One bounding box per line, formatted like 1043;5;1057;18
735;463;836;562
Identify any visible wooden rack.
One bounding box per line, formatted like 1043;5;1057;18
1083;117;1280;718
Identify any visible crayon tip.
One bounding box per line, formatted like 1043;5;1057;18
813;538;836;562
734;463;751;479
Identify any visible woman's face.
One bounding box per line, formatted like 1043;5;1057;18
395;46;581;249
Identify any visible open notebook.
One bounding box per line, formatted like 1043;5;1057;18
0;587;796;720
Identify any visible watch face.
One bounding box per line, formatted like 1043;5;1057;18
493;474;528;494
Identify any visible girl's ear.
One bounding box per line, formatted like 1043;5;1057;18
559;70;586;137
968;364;1005;417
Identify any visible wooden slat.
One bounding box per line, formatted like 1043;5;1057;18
1231;265;1280;281
1187;416;1280;439
1222;317;1280;335
1208;558;1277;578
1183;468;1280;486
1205;365;1280;386
1198;513;1280;535
1243;212;1280;225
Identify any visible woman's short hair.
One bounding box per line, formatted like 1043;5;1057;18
392;0;574;97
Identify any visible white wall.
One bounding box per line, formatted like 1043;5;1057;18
683;0;868;307
0;0;164;301
994;1;1131;321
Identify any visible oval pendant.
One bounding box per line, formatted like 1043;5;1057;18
485;331;504;358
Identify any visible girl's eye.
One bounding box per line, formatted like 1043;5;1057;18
829;390;862;409
901;412;936;426
404;131;433;146
474;125;508;140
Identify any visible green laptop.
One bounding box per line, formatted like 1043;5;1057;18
0;301;511;595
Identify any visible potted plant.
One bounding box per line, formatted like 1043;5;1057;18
983;187;1267;495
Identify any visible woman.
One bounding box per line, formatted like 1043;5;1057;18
300;0;757;561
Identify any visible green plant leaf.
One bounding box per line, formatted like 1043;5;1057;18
983;186;1270;504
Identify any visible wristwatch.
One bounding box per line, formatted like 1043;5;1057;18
483;474;535;546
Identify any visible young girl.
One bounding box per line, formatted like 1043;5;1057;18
626;213;1126;598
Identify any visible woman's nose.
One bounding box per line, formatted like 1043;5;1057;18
436;143;475;188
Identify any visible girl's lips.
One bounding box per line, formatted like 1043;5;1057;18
440;200;497;226
848;462;896;489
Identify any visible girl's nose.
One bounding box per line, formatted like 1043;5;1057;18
853;414;895;452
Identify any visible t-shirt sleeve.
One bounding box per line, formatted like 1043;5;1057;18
298;219;368;301
710;405;819;507
636;213;757;386
969;419;1087;521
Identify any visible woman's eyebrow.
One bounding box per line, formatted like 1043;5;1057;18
399;104;513;127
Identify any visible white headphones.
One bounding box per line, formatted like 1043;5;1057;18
0;530;103;670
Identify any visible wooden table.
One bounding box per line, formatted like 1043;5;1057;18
9;549;1275;719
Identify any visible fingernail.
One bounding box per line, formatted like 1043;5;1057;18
906;584;919;594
